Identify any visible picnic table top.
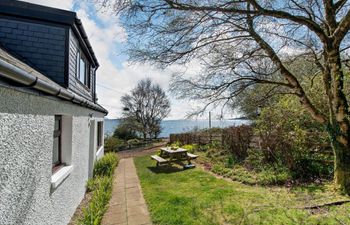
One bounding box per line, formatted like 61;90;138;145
160;147;188;154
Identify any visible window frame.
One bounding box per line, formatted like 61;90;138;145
52;115;62;173
76;49;91;89
97;121;103;150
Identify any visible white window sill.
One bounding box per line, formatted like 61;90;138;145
51;165;74;189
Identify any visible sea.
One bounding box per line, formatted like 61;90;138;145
104;119;250;138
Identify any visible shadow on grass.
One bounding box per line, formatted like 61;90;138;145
147;165;186;174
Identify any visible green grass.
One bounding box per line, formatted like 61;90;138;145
134;156;350;225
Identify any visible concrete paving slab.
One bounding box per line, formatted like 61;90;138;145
102;158;152;225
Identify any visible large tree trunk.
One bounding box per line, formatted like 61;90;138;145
326;45;350;194
329;133;350;194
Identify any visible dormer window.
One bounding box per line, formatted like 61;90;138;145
76;50;90;88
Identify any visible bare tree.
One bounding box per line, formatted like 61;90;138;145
99;0;350;194
121;78;170;139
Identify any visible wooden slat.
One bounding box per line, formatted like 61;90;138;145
187;153;198;159
151;155;168;163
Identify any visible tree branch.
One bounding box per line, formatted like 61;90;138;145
246;11;327;124
162;0;329;42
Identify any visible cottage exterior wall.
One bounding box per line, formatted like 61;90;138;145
0;86;104;225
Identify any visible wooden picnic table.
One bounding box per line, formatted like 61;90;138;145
151;147;198;168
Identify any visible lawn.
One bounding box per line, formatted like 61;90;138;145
134;155;350;225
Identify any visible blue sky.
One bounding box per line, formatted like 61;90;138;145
21;0;237;120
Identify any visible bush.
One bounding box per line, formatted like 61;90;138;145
93;153;118;178
257;167;291;185
197;144;211;152
113;124;138;140
80;153;119;225
222;125;253;161
226;156;235;168
80;176;113;225
170;141;181;148
212;164;232;176
254;94;333;180
181;144;198;153
104;136;127;152
244;148;265;170
229;165;257;185
127;138;141;147
86;178;98;192
291;154;333;180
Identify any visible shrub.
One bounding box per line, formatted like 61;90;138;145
257;167;291;185
222;125;253;161
244;148;266;170
170;141;181;148
104;136;126;152
113;123;138;140
229;165;257;185
212;164;232;176
86;178;98;192
181;144;198;153
80;153;119;225
93;153;118;178
80;176;113;225
127;138;141;147
291;154;333;180
198;144;211;152
226;156;235;168
254;94;333;180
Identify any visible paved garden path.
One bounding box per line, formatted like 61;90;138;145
102;158;152;225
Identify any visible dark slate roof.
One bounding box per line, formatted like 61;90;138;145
0;0;99;68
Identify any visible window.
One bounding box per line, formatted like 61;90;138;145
79;57;86;84
52;115;62;172
76;50;90;88
51;116;73;189
97;121;103;149
76;50;80;78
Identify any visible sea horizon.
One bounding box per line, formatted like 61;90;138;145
104;118;251;138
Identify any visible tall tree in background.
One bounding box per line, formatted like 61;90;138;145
99;0;350;194
121;78;170;139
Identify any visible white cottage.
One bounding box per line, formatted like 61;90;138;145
0;1;107;224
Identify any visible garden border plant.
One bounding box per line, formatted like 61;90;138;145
169;124;333;186
78;153;118;225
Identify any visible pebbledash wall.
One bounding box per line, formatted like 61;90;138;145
0;86;104;225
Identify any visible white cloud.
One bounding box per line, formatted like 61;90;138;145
74;4;188;119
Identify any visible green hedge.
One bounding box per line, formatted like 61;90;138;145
79;153;119;225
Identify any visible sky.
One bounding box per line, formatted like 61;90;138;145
21;0;237;120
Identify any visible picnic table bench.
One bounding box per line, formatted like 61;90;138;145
151;155;168;166
151;147;198;168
